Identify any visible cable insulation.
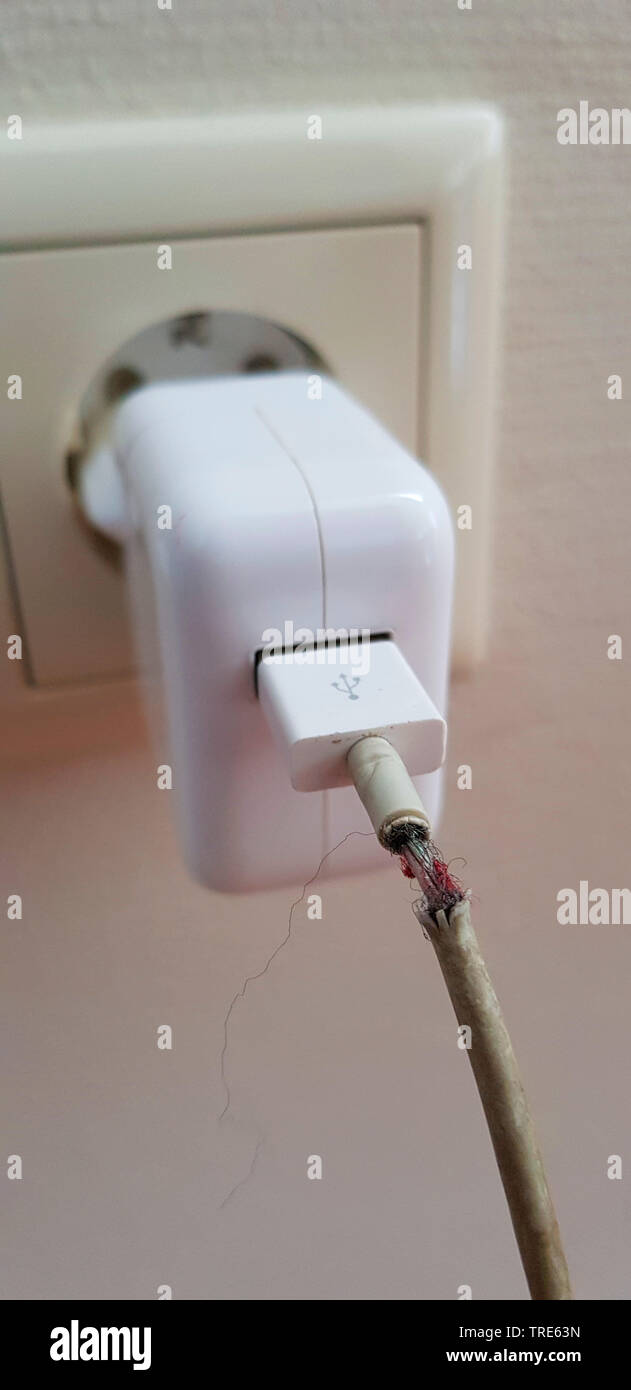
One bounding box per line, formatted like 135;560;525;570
415;893;572;1300
348;735;572;1300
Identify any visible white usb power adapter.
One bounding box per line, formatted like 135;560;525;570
79;371;454;891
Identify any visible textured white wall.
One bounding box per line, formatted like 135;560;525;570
2;0;631;1300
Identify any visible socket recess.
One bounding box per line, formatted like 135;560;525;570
0;104;503;691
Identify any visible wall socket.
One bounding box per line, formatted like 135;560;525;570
0;104;503;693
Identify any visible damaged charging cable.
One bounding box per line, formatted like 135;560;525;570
347;736;573;1302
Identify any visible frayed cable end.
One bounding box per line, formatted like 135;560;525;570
385;821;466;919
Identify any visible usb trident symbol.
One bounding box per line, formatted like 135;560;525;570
331;674;361;701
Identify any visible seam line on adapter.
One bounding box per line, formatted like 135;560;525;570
253;403;328;630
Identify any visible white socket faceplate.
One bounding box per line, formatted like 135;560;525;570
0;103;503;705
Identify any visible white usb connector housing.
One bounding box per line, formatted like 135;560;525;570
258;637;446;792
